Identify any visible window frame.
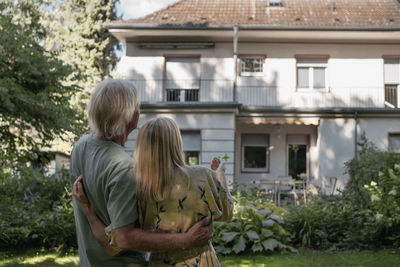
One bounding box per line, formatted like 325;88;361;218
295;55;329;92
241;133;270;173
180;129;201;166
163;54;201;102
239;54;266;77
388;132;400;153
268;0;283;7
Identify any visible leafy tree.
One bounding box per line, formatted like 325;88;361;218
43;0;120;116
0;1;81;168
39;0;121;151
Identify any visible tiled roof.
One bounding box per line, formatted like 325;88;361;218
113;0;400;28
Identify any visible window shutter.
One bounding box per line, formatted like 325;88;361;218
181;131;201;151
242;134;268;146
384;59;400;84
287;135;308;145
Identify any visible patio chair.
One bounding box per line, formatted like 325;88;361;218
277;176;298;206
255;179;279;204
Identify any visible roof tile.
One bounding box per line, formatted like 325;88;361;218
112;0;400;27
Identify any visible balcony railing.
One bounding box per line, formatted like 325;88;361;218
130;79;388;108
166;89;199;102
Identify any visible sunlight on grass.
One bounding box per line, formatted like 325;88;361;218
219;249;400;267
0;250;79;267
1;249;399;267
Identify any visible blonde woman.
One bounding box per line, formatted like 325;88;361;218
73;117;233;266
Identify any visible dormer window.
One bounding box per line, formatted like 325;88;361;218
268;0;283;7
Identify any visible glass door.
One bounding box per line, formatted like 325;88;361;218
287;135;309;180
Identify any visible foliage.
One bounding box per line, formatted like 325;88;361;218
42;0;121;142
0;1;81;166
343;133;400;208
364;164;400;246
0;168;76;249
284;195;381;250
213;187;295;255
285;135;400;250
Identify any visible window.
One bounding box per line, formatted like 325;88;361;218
241;134;269;172
165;57;200;102
296;57;328;90
268;0;283;7
240;56;265;76
389;134;400;153
384;58;399;107
181;131;201;166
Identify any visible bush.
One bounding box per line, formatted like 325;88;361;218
284;135;400;250
364;164;400;246
343;134;400;209
284;195;382;250
0;168;76;249
213;187;295;255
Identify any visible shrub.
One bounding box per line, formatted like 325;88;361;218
284;195;345;249
285;135;400;250
364;164;400;246
343;133;400;209
0;168;76;249
213;187;295;255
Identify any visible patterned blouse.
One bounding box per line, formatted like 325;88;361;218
139;165;233;267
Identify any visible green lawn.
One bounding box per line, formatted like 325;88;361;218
0;249;399;267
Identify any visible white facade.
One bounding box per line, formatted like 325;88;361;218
112;28;400;192
125;111;236;184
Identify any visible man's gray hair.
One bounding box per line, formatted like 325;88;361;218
87;79;139;139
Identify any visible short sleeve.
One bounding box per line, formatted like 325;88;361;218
106;167;138;229
204;169;234;222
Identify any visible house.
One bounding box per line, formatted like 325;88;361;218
30;149;70;177
106;0;400;192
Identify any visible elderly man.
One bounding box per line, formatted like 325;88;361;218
70;79;212;267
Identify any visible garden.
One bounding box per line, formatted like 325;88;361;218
1;0;400;266
1;136;400;266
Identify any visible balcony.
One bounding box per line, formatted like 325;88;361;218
130;79;389;109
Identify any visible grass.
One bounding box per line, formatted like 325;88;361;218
219;249;400;267
0;249;399;267
0;249;78;267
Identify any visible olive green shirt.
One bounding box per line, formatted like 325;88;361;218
70;134;146;267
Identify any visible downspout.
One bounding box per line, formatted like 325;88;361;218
233;26;238;102
354;111;358;160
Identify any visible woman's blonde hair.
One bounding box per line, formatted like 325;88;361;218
135;117;185;201
87;79;139;139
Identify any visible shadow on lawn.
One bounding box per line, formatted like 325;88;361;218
1;259;77;267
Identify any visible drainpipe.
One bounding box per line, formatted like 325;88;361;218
233;26;238;102
354;111;358;160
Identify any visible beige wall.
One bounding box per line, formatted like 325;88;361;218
116;42;399;108
124;112;236;184
316;117;400;192
359;118;400;151
234;122;318;185
317;118;356;191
